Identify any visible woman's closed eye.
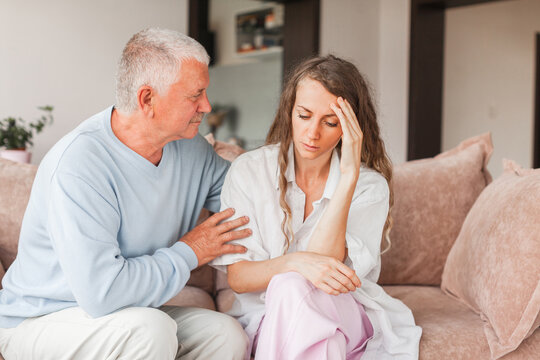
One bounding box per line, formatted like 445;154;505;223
298;114;310;120
325;121;338;127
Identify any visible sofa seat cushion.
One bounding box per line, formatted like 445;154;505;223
163;285;216;311
384;285;539;359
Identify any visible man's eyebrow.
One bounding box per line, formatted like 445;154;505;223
191;88;205;96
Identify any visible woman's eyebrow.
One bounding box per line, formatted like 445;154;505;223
296;105;312;113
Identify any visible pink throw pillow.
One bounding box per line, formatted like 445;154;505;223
441;159;540;359
378;133;493;285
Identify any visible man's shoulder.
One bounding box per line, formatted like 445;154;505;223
39;108;113;178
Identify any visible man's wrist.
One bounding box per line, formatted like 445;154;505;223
173;242;199;270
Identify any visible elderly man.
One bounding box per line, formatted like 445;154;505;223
0;28;250;359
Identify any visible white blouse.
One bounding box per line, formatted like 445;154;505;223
211;144;421;359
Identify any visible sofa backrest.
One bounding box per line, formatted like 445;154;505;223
0;158;37;278
378;133;493;286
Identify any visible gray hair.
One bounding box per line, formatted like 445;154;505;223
115;28;210;114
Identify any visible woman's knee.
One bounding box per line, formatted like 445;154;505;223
266;272;313;305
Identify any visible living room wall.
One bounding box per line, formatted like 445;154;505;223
0;0;189;164
444;0;540;176
320;0;410;165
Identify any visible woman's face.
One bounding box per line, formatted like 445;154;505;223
291;78;343;162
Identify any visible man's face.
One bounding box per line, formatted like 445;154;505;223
152;58;211;141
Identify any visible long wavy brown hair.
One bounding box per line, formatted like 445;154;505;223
266;55;394;254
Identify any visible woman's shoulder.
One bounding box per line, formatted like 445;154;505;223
228;144;280;179
353;165;390;204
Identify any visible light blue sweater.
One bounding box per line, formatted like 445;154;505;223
0;106;229;328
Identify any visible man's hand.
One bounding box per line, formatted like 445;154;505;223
181;208;250;266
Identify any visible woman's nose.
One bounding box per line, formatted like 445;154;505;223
307;121;320;139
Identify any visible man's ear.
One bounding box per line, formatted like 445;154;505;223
137;86;155;117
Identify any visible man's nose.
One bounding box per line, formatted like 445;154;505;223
198;93;212;113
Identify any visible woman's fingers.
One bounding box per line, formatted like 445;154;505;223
337;97;363;139
329;270;357;292
336;261;362;288
317;283;340;296
330;102;352;139
322;275;348;293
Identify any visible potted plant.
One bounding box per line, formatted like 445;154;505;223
0;105;54;163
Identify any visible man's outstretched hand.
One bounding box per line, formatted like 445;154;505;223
181;208;250;266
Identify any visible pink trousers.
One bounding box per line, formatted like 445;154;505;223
253;272;373;360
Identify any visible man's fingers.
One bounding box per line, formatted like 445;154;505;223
208;208;236;225
221;228;252;243
221;244;247;255
217;215;249;234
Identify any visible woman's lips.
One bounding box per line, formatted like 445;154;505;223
302;142;319;152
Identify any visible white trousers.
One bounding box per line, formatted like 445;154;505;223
0;306;248;360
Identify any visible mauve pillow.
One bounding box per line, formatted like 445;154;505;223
441;159;540;359
378;133;493;285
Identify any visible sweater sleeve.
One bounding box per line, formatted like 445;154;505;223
202;141;231;213
47;172;197;318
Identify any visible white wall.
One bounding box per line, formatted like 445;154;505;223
444;0;540;176
0;0;188;164
378;0;410;165
320;0;410;164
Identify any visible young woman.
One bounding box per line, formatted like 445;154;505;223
211;55;421;359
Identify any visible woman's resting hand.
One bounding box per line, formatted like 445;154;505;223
288;251;361;295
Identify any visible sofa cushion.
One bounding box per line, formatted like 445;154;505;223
384;285;540;360
163;285;216;311
215;288;235;313
0;158;37;270
378;133;493;285
186;264;215;296
441;160;540;359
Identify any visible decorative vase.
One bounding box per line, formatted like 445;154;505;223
0;149;32;164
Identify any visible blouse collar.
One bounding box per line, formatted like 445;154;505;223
276;143;341;200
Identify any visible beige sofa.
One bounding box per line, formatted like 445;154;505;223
0;133;538;359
